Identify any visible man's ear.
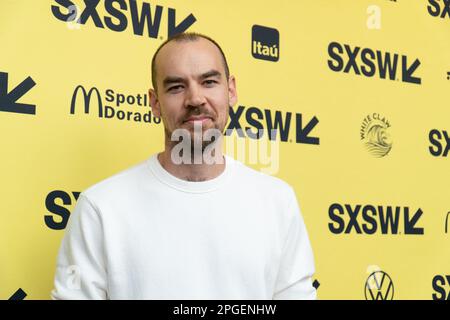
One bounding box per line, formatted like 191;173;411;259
228;75;237;107
149;88;161;118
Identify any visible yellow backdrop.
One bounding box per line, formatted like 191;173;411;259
1;0;449;300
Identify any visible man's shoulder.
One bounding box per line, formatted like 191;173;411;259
230;156;296;197
230;159;300;222
81;158;150;201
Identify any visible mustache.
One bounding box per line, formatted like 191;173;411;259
181;108;216;123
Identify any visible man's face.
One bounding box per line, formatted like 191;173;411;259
149;38;237;145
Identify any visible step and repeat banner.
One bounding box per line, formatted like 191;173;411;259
1;0;449;300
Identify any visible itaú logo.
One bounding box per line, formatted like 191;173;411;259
365;271;394;300
70;85;160;124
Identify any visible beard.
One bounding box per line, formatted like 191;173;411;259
165;122;223;154
161;105;229;164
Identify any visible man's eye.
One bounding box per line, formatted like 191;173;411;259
203;80;217;86
168;85;183;92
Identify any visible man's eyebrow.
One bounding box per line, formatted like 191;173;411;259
162;70;222;88
200;70;222;80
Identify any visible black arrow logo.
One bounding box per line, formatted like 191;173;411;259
402;56;421;85
404;208;424;235
295;114;320;145
8;288;27;300
0;72;36;115
167;8;196;38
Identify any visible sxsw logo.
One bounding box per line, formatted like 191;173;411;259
251;25;279;62
44;190;80;230
224;105;319;145
328;203;424;235
429;129;450;157
51;0;196;38
427;0;450;19
432;275;450;300
327;42;421;84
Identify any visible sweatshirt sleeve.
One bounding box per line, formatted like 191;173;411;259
51;194;108;300
272;190;317;300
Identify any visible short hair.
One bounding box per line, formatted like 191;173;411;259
151;32;230;93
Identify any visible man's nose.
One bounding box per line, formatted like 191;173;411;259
185;83;206;108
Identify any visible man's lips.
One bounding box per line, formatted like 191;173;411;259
183;116;213;123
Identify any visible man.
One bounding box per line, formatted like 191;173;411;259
51;32;316;300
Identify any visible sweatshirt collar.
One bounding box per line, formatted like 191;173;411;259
148;153;234;193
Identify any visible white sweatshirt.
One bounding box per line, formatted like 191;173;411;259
51;154;316;300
